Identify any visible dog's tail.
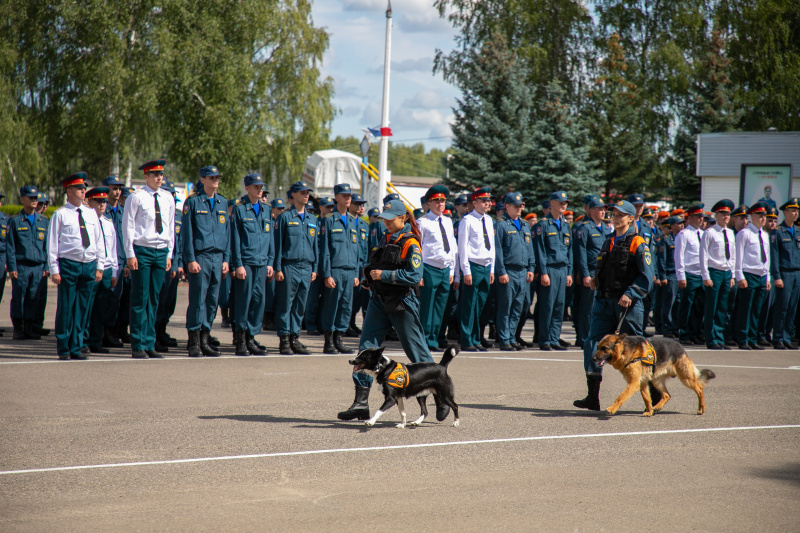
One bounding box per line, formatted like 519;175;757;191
439;344;459;369
697;368;716;382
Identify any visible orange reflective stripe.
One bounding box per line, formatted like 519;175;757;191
401;238;420;260
629;236;645;254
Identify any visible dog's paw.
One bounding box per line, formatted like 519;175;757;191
641;411;653;417
452;419;460;427
364;420;375;427
395;423;406;429
696;409;704;415
605;408;617;415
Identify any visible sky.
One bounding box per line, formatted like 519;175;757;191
311;0;461;151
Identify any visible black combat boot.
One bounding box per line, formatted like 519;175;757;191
12;319;27;340
234;330;249;356
103;326;123;347
245;333;266;355
156;322;178;347
323;332;338;354
249;334;266;351
221;308;231;328
200;329;220;357
23;320;41;340
573;375;602;411
333;331;354;354
290;334;311;355
279;335;292;355
337;386;371;421
118;323;131;344
187;330;202;357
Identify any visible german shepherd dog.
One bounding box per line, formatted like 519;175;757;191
348;345;460;428
592;334;716;416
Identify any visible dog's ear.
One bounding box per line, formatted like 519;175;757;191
376;346;385;356
616;333;628;342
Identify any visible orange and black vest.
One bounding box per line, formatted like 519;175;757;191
596;231;645;299
365;231;420;296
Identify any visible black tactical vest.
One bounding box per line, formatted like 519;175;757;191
596;232;640;299
364;232;418;297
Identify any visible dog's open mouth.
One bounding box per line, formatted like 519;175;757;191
351;363;365;371
596;359;606;367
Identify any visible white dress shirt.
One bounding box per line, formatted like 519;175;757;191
98;215;119;277
674;225;703;280
419;211;457;276
699;224;736;279
734;223;771;282
122;185;175;260
47;202;105;275
457;210;495;276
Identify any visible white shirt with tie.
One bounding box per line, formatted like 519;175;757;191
122;185;175;260
734;223;771;282
674;225;703;280
419;211;457;277
98;215;119;277
457;210;495;276
699;224;736;280
47;201;105;275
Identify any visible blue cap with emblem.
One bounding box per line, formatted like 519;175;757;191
367;207;380;217
495;202;505;212
666;216;683;226
270;198;285;209
382;193;400;204
611;200;636;217
333;183;352;195
103;175;123;186
305;201;317;213
200;165;220;178
627;193;645;205
453;194;468;206
318;196;334;207
37;192;49;203
121;187;135;198
541;199;551;210
503;192;524;206
379;199;408;219
244;173;264;187
350;193;366;204
588;197;606;209
289;181;311;194
160;180;176;194
413;208;425;219
19;185;39;198
550;191;569;202
583;194;598;205
780;197;800;210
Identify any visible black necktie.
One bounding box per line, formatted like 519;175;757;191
438;217;450;253
723;230;730;260
758;231;767;262
154;193;163;233
77;208;90;248
482;217;491;250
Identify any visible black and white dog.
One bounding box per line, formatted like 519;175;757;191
348;345;460;428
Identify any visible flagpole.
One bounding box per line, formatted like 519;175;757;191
377;1;392;206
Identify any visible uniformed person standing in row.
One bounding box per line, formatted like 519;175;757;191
699;200;736;350
757;207;780;345
770;197;800;349
574;200;654;411
262;198;285;331
457;187;495;352
123;160;175;359
675;204;705;345
48;173;105;360
657;216;683;338
154;179;183;352
418;184;457;352
494;192;535;351
573;197;611;349
100;175;126;348
0;190;8;335
319;183;360;354
30;191;52;337
183;165;230;357
85;187;119;354
734;202;771;350
230;173;274;355
628;194;654;336
6;185;49;340
347;193;370;337
274;181;318;355
534;191;573;351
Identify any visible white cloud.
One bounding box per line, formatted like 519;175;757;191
402;90;452;110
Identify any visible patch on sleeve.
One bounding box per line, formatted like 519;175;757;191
183;204;189;215
644;248;652;266
411;252;422;269
536;226;542;236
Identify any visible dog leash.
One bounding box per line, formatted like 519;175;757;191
615;306;629;334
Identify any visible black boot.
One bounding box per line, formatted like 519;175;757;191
262;312;275;331
12;319;27;340
23;320;41;340
118;324;131;344
337;386;371;421
103;326;123;347
323;332;338;354
200;329;220;356
234;330;249;356
291;334;311;355
32;325;50;336
488;323;497;340
279;335;292;355
245;333;266;355
573;375;602;411
221;308;231;328
333;331;354;354
187;330;202;357
156;322;178;347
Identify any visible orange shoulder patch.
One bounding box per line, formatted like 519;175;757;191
629;235;645;254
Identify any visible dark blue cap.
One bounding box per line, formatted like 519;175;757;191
351;193;366;204
244;173;264;187
542;199;551;209
495;202;505;212
121;187;135;198
611;200;636;217
289;181;311;194
413;208;425;219
453;194;468;206
588;198;606;209
380;199;408;219
270;198;285;209
367;207;380;217
550;191;569;202
627;193;645;204
318;196;334;207
666;216;683;226
103;175;123;186
780;197;800;210
383;193;400;204
583;194;598;205
305;200;316;212
200;165;220;178
37;192;49;202
161;180;176;194
503;192;524;206
20;185;39;198
420;196;428;205
732;204;748;217
333;183;352;195
766;206;779;218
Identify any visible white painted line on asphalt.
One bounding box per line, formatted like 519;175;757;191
2;424;798;476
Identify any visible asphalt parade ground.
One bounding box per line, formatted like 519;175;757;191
1;286;799;532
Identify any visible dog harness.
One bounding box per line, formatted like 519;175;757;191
626;341;656;367
387;362;410;390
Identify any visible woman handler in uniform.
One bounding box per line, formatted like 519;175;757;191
337;200;436;421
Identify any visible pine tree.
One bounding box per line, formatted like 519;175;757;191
512;81;601;207
446;33;534;197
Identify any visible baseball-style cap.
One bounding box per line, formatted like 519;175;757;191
453;195;468;206
103;175;124;186
333;183;352;195
503;192;524;206
611;200;636;217
379;200;408;219
587;198;606;209
627;193;645;205
19;185;39;198
270;198;285;209
367;207;380;217
383;193;400;204
200;165;220;178
318;196;334;208
244;173;264;187
550;191;569;202
350;193;366;204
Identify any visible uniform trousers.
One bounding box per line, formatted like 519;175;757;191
459;262;491;348
322;267;356;333
31;269;49;330
420;263;451;349
186;251;223;332
538;265;567;347
275;261;312;336
305;275;324;333
678;273;703;341
736;272;767;346
353;290;433;387
660;275;679;337
772;270;800;344
575;283;595;346
88;268;113;348
703;268;732;347
10;263;45;320
582;297;644;376
130;246;168;351
757;281;776;341
106;260;126;328
156;270;180;325
233;264;267;336
55;258;97;356
496;267;528;346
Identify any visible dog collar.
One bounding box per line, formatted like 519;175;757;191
387;363;410;390
626;341;656;367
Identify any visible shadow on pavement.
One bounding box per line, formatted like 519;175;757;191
198;414;376;432
749;462;800;488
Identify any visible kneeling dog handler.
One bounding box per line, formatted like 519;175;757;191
338;199;437;421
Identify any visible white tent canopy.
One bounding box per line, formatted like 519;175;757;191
303;149;363;196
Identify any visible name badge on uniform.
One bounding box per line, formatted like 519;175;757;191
332;228;343;233
288;221;299;226
197;210;207;214
508;230;517;234
17;226;29;231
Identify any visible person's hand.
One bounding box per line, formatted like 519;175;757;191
499;274;509;284
94;270;103;282
703;279;713;287
165;259;172;271
369;269;383;280
325;276;336;289
222;262;229;276
51;273;61;285
453;282;460;290
729;278;734;288
276;271;285;282
619;294;632;308
450;275;454;284
678;280;687;290
489;273;495;284
526;272;534;283
235;266;247;280
111;277;118;288
187;261;201;274
566;275;573;287
127;257;138;271
590;278;597;290
266;266;274;280
9;271;17;280
738;279;747;289
43;270;50;278
170;271;177;279
419;278;424;287
540;274;551;287
776;279;784;289
354;277;359;287
583;276;592;288
123;266;130;278
311;272;317;282
766;280;772;291
463;275;473;286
